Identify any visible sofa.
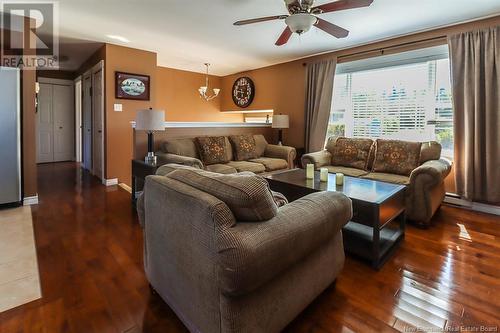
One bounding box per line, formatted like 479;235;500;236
155;134;296;174
302;137;452;226
137;164;352;333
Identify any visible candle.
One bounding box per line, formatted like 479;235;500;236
336;173;344;186
320;168;328;182
306;164;314;179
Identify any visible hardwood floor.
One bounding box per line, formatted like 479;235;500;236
0;162;499;333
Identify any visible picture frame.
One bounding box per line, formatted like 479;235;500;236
115;71;150;100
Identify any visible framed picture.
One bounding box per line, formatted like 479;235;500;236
115;72;150;100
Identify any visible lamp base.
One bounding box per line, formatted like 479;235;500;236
145;152;157;165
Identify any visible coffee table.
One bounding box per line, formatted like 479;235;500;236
265;168;406;269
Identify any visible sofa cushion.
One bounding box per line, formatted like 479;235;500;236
224;137;234;162
253;134;268;157
361;172;410;185
248;157;288;172
205;164;238;174
162;138;199;158
372;139;422;176
229;135;258;161
166;169;278;222
227;161;266;173
420;141;442;164
324;136;338;154
330;137;374;170
195;136;230;165
323;165;370;177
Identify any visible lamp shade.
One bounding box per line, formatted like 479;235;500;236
135;109;165;131
272;114;289;129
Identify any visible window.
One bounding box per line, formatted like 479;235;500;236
328;49;454;158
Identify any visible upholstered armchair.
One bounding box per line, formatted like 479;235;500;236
137;165;351;333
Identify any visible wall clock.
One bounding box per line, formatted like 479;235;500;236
232;77;255;108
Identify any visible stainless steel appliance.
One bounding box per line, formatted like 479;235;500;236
0;67;21;205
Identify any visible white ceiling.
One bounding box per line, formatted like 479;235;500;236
57;0;500;76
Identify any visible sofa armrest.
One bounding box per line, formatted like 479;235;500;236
156;152;204;169
301;150;332;168
217;191;352;296
263;144;297;168
410;158;452;187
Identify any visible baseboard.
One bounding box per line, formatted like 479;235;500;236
23;195;39;206
444;195;500;216
118;183;132;193
103;178;118;186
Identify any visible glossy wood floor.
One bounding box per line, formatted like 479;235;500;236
0;162;499;333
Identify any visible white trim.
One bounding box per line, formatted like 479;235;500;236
130;121;272;128
118;183;132;193
23;195;39;206
37;77;74;86
444;196;500;216
103;178;118;186
221;109;274;114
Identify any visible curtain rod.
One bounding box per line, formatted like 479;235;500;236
302;35;448;66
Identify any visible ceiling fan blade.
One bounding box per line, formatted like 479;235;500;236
312;0;373;14
275;27;293;46
315;18;349;38
234;15;288;26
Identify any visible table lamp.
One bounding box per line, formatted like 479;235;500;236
135;108;165;164
272;114;289;146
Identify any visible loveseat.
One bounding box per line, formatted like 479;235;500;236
137;164;352;333
302;137;452;226
156;134;296;174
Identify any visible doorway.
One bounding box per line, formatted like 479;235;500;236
36;78;75;163
81;60;105;181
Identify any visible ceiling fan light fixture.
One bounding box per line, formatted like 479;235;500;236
285;13;317;35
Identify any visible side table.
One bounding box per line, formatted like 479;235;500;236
131;159;159;205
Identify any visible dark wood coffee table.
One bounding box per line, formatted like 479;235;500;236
265;168;406;269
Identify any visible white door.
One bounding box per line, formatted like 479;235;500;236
74;79;82;162
92;69;104;179
37;83;54;163
53;84;74;162
82;74;92;171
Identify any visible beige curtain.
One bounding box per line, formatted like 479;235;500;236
304;58;337;152
448;27;500;203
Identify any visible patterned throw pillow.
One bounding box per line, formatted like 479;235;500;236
331;137;374;170
195;136;229;165
372;139;422;176
229;135;258;161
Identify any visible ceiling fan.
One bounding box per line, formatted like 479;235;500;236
234;0;374;46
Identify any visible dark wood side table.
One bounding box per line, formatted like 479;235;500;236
131;159;159;204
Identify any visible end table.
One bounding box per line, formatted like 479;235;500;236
131;159;159;204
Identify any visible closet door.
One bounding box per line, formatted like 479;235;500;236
37;83;54;163
53;84;74;162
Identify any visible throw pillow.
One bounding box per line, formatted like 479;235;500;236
229;135;258;161
331;137;374;170
166;169;278;222
195;136;229;165
372;139;422;176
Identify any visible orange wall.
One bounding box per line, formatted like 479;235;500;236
156;67;242;122
221;60;306;148
105;44;158;185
